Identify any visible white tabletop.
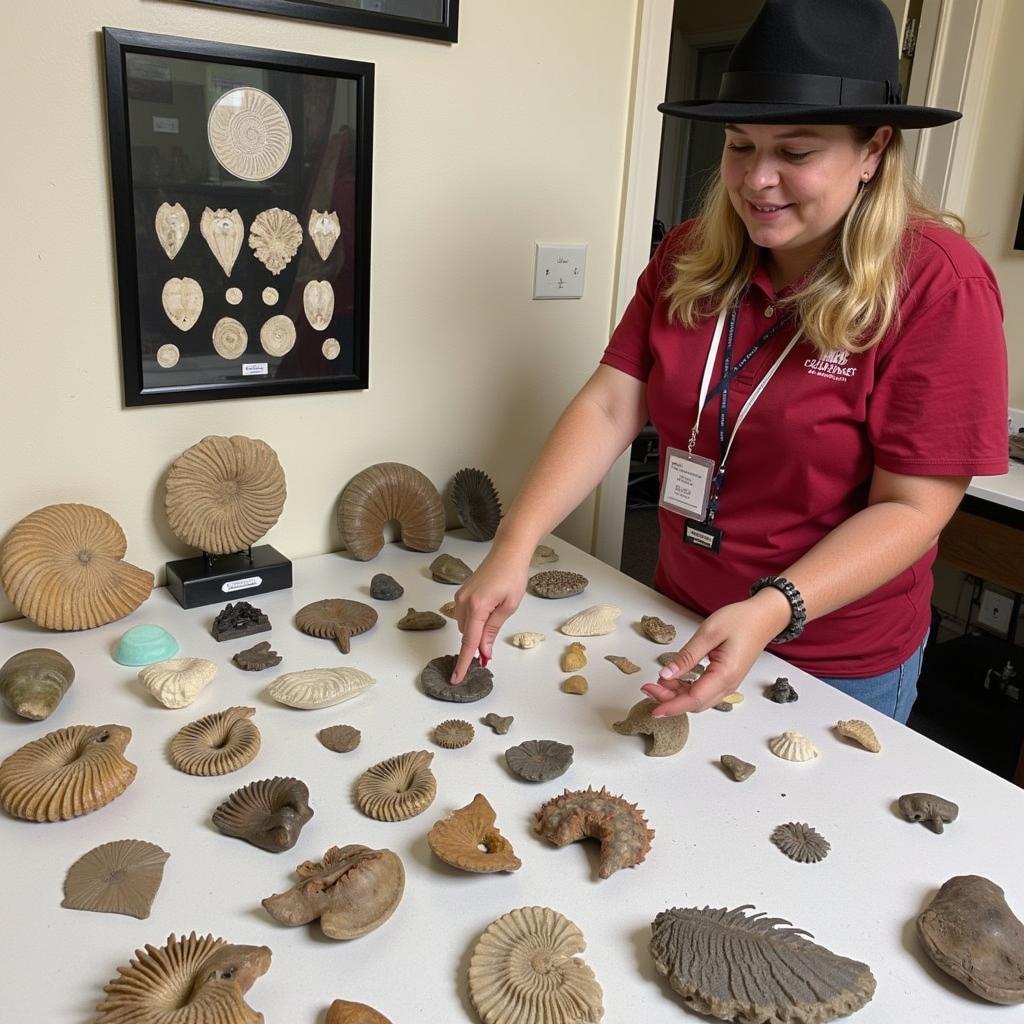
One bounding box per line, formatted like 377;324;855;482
1;536;1020;1022
967;459;1024;513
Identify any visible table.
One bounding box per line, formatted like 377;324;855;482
1;535;1021;1021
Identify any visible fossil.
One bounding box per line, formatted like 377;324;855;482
558;604;621;636
114;624;179;666
200;207;244;276
138;656;216;709
428;793;520;873
268;667;375;710
421;654;493;702
338;462;445;560
505;739;574;783
530;544;559;565
713;701;734;712
561;642;587;671
562;675;588;694
836;719;881;752
605;654;641;674
327;1001;392;1024
0;503;152;630
649;904;876;1022
309;209;341;260
529;570;588;599
430;552;472;584
249;208;302;274
303;279;334;330
440;600;457;617
770;822;831;863
482;713;513;734
208;86;291;180
449;467;502;541
0;724;136;821
766;676;799;702
260;313;296;356
897;792;958;833
63;839;169;918
469;906;603;1024
156;343;180;368
212;316;248;359
213;776;313;851
169;706;260;776
161;276;203;331
225;286;242;305
295;598;378;653
509;631;545;649
232;640;281;671
721;692;744;704
434;719;474;748
640;614;676;644
397;607;447;630
262;286;278;304
356;750;436;821
613;698;689;756
319;724;361;753
0;648;75;720
370;573;404;600
213;600;271;641
322;337;341;359
154;202;189;259
720;754;756;781
769;731;818;762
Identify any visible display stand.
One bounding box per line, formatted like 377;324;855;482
165;544;292;608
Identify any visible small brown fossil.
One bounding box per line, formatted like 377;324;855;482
433;719;475;748
528;570;588;599
720;754;756;781
327;1001;393;1024
356;750;437;820
530;544;559;565
605;654;641;674
397;607;447;630
482;713;513;735
562;675;588;694
169;706;260;776
640;615;677;644
713;701;734;712
439;600;457;618
430;553;473;584
295;598;377;653
62;839;169;918
212;776;313;852
613;698;689;756
427;793;521;873
897;792;958;833
319;724;362;753
232;640;282;671
561;641;587;672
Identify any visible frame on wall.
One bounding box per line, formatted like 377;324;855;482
1016;193;1024;252
103;27;374;406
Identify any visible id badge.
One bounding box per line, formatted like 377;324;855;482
659;446;715;520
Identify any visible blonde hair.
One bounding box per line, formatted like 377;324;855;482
664;129;964;354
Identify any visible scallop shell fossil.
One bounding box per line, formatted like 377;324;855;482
558;604;622;636
156;343;180;368
469;906;604;1024
836;719;881;752
509;631;545;649
95;932;272;1024
208;86;292;181
0;723;137;822
154;202;189;260
212;776;313;852
770;822;831;864
295;598;378;653
200;207;244;276
613;698;689;756
769;731;819;762
260;314;296;356
169;706;260;776
427;793;521;873
138;657;217;709
0;503;153;630
433;719;474;748
0;648;75;721
327;1001;392;1024
309;209;341;261
449;467;503;541
356;750;437;821
338;462;446;560
212;316;248;359
161;276;203;331
249;207;302;274
303;279;334;330
62;839;169;918
165;434;287;555
268;667;376;710
506;739;574;782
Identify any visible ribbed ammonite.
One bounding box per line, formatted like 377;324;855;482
0;503;153;630
0;723;137;822
169;706;261;776
468;906;604;1024
165;435;286;555
448;467;502;541
212;776;313;852
427;794;521;873
295;598;377;654
355;750;437;821
338;463;445;561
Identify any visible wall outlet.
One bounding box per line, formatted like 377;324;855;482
534;243;586;299
978;588;1014;635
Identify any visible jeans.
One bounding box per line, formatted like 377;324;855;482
816;634;928;724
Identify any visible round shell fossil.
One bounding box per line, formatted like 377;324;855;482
212;316;248;359
468;906;604;1024
267;667;375;709
303;279;335;330
156;343;180;368
95;932;272;1023
449;467;502;541
427;793;521;873
529;570;588;599
226;287;243;305
0;503;153;630
259;313;296;356
327;1001;392;1024
433;719;474;749
558;604;622;636
770;822;831;864
309;209;341;261
154;201;189;260
169;706;260;776
836;719;881;752
319;724;361;753
769;731;819;762
323;337;341;360
62;839;169;918
421;654;493;702
505;739;574;782
338;462;445;561
0;723;136;822
0;648;75;721
613;698;689;756
138;657;216;709
212;776;313;852
200;207;244;276
262;286;278;304
249;208;302;274
161;276;203;331
165;434;286;555
355;750;436;821
208;86;292;181
295;598;377;653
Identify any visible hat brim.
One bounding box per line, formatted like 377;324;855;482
658;99;960;129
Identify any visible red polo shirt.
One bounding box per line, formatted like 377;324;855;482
602;220;1008;677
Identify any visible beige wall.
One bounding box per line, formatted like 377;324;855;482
0;1;639;622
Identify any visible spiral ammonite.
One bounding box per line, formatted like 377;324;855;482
169;706;261;777
212;317;248;360
207;87;292;182
355;750;437;821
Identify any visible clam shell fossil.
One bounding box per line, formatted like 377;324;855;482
212;316;248;359
0;723;136;821
468;906;604;1024
208;86;292;181
482;713;513;734
260;313;296;356
769;731;819;762
62;839;169;918
562;675;588;694
449;467;502;541
649;904;876;1022
249;208;302;274
161;276;203;331
165;434;287;555
897;791;959;833
0;648;75;721
212;776;313;852
309;209;341;261
433;719;474;748
95;932;272;1023
605;654;641;674
156;343;179;368
323;337;341;359
154;202;189;260
529;570;588;599
558;604;621;636
169;706;260;776
138;656;216;709
319;724;361;753
338;462;445;560
421;654;493;702
428;793;521;873
640;614;676;644
561;641;587;672
397;607;446;631
505;739;574;783
0;503;152;630
430;552;472;584
720;754;756;781
770;822;831;864
509;631;545;649
327;1000;392;1024
232;640;281;671
836;719;881;752
200;207;244;276
295;598;378;653
356;750;436;821
613;698;689;756
303;279;334;330
226;286;243;305
268;667;375;709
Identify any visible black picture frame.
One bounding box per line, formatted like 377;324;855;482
1015;193;1024;252
103;27;374;406
182;0;459;43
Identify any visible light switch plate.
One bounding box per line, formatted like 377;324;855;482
534;243;586;299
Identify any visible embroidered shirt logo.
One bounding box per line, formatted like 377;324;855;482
804;348;858;381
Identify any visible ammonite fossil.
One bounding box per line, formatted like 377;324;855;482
0;723;136;822
162;276;203;331
468;906;604;1024
427;793;521;873
534;786;654;879
429;553;472;584
62;839;169;918
355;750;436;821
165;434;286;555
529;570;588;599
0;503;153;630
309;209;341;261
138;657;216;709
769;731;819;762
267;667;375;709
95;932;272;1023
262;844;405;940
154;202;189;259
249;208;302;275
449;467;502;541
558;604;621;636
613;698;689;756
835;719;881;752
433;719;474;749
319;724;361;753
770;822;831;864
295;598;377;653
303;279;335;330
213;776;313;852
0;648;75;720
326;1001;392;1024
338;462;445;561
421;654;493;702
200;207;244;276
640;614;676;644
169;706;260;776
212;316;248;360
208;86;292;181
897;792;959;833
505;739;573;782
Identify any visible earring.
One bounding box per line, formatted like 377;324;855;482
862;172;871;182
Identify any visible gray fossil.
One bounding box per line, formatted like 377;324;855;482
528;570;588;599
421;654;493;702
482;713;513;735
897;792;958;833
397;607;446;631
370;573;404;600
770;822;831;864
613;698;689;756
505;739;574;782
720;754;756;781
766;677;799;703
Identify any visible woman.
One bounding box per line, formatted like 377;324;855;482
452;0;1008;723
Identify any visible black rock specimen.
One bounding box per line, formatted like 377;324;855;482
232;641;282;671
766;677;799;703
212;601;271;642
370;573;404;600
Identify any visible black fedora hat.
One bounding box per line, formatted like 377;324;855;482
659;0;960;129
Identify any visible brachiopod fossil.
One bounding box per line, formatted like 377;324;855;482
613;698;689;756
200;207;244;276
212;776;313;852
62;839;169;918
356;750;437;821
770;822;831;863
303;279;334;330
769;731;818;762
640;614;676;644
508;631;545;649
323;337;341;359
161;276;203;331
267;667;375;709
212;316;248;359
169;706;260;776
249;208;302;274
154;202;189;259
433;719;474;748
259;313;296;356
370;573;403;600
138;657;216;709
309;209;341;260
208;85;292;181
156;343;179;368
428;793;521;873
319;724;361;753
262;286;278;304
0;648;75;720
561;641;587;672
558;604;621;636
226;286;242;304
295;598;377;653
897;792;958;833
505;739;574;782
449;467;502;541
836;719;881;752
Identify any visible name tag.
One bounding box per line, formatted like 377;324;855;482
659;447;714;520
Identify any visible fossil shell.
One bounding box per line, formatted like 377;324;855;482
268;667;375;710
296;598;378;653
155;202;189;259
561;642;587;672
766;676;799;702
397;607;446;631
421;654;494;702
640;614;676;644
0;724;136;821
720;754;756;781
430;553;472;584
303;279;334;330
769;731;819;762
433;719;474;748
260;313;296;356
0;648;75;720
262;286;278;304
649;905;876;1022
428;794;520;872
161;276;203;331
605;654;641;674
721;692;744;704
319;724;361;753
613;698;689;756
62;839;169;918
529;570;588;599
327;1000;392;1024
156;343;180;368
165;434;286;555
370;573;404;600
95;932;272;1023
509;631;545;649
505;739;574;783
323;337;341;359
482;713;513;734
232;640;281;671
439;600;457;617
449;467;502;541
0;503;153;631
770;822;831;863
213;600;270;642
338;462;446;560
309;209;341;260
562;675;588;694
713;701;734;712
836;719;881;752
226;287;242;305
169;706;260;776
558;604;621;637
200;207;244;276
249;208;302;274
212;776;313;851
897;792;959;833
138;657;216;709
208;86;292;181
356;750;437;821
530;544;559;565
469;906;603;1024
212;316;248;359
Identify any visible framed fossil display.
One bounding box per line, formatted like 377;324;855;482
103;27;373;405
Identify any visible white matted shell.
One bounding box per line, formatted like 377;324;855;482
200;207;244;276
558;604;622;637
62;839;169;918
169;706;260;776
309;209;341;260
322;337;341;360
138;657;217;709
155;202;189;259
303;280;334;330
769;731;819;762
226;287;242;305
836;719;881;752
260;314;296;357
208;86;292;181
249;208;302;275
469;906;604;1024
356;750;436;821
156;344;180;368
268;667;375;709
161;277;203;331
212;317;248;360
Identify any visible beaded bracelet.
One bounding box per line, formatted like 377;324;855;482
749;575;806;644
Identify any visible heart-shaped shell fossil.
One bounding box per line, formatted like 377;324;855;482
356;750;437;821
295;598;378;653
529;570;588;599
769;731;819;762
165;434;287;555
138;657;216;709
208;86;292;181
421;654;494;702
427;793;521;873
770;822;831;863
62;839;169;918
212;316;248;359
303;279;334;330
613;698;689;756
309;209;341;261
268;667;376;709
469;906;604;1024
558;604;621;636
327;1001;392;1024
155;202;189;259
161;276;204;331
200;207;244;276
95;932;272;1023
509;631;545;649
561;641;587;671
835;719;881;752
0;724;137;821
259;313;296;356
433;719;474;748
449;467;502;541
213;776;313;852
506;739;574;782
338;463;445;560
640;614;676;644
0;648;75;720
0;503;153;630
249;208;302;274
319;724;361;753
169;706;260;776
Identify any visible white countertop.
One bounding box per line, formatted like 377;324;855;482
1;536;1021;1022
967;459;1024;513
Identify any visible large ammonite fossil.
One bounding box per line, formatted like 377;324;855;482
338;463;445;561
468;906;604;1024
207;86;292;181
0;503;153;630
0;723;137;821
212;776;313;852
448;467;502;541
95;932;272;1023
165;435;286;555
427;794;521;873
355;750;437;821
169;706;261;776
295;598;378;654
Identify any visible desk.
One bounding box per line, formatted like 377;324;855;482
1;538;1021;1021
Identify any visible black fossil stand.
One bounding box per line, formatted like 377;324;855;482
165;544;292;609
